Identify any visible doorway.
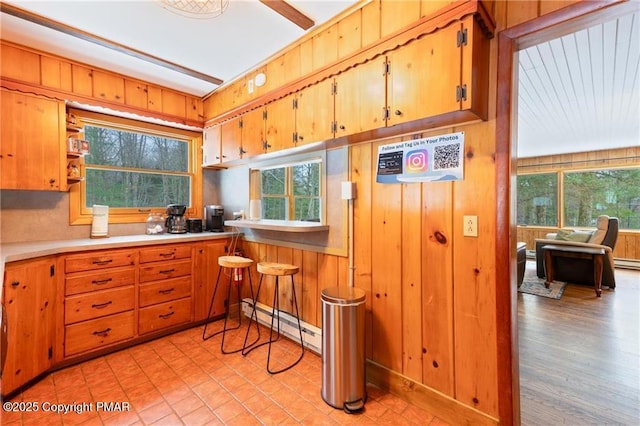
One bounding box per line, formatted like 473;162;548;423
497;1;640;424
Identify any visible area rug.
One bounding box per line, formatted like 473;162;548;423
518;276;566;299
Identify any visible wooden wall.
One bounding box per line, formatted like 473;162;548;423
207;0;614;424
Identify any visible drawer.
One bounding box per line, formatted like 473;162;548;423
138;297;191;335
139;276;192;307
139;259;191;283
65;267;135;296
139;245;192;263
65;310;135;357
65;250;136;273
65;286;135;324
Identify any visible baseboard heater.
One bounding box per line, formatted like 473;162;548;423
241;298;322;355
615;258;640;270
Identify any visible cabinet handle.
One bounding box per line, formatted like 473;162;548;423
49;178;56;185
159;268;175;274
159;311;175;319
92;327;111;337
158;288;175;295
92;259;113;265
92;301;113;309
394;110;402;116
92;278;113;285
339;125;345;130
159;252;174;257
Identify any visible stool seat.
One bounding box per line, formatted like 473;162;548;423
219;255;254;269
257;262;299;276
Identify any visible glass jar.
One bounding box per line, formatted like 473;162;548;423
146;213;165;235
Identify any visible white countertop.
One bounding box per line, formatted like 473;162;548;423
0;232;239;296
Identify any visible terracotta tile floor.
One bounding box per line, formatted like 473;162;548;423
2;321;450;425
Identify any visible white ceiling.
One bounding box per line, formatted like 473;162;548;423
1;1;638;157
517;9;640;158
0;0;359;96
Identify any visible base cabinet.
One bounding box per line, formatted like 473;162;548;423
1;256;57;396
2;239;230;398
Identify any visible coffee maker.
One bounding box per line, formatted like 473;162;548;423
165;204;187;234
204;205;224;232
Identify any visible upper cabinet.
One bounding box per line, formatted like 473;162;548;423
265;95;296;152
387;22;462;125
295;78;335;145
0;88;66;191
334;56;387;138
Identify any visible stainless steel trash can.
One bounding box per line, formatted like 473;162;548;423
321;286;366;413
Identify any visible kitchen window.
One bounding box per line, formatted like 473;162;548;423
250;152;325;224
69;109;202;224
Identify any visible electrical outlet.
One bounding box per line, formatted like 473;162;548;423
463;215;478;237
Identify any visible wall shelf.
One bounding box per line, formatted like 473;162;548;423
224;219;329;233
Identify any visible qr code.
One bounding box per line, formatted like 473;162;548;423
433;143;461;170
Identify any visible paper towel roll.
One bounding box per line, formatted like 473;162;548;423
91;204;109;238
249;200;261;221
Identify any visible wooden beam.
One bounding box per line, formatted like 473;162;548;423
0;3;224;86
259;0;315;30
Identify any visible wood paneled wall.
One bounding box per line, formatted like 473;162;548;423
208;0;617;424
517;147;640;260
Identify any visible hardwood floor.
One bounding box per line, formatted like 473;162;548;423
518;261;640;425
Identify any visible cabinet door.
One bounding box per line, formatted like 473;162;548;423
193;240;229;322
461;16;489;119
2;257;57;395
0;89;65;191
202;125;222;166
265;95;296;152
388;22;461;125
241;107;266;158
220;117;242;162
295;79;335;145
334;57;387;137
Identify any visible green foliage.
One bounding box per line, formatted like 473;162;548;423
83;125;190;209
517;168;640;230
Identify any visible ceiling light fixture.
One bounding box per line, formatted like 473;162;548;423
160;0;229;19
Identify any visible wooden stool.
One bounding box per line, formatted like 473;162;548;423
202;255;260;353
242;262;305;374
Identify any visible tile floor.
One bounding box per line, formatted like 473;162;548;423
2;320;450;425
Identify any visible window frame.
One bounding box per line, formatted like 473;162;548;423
69;109;202;225
517;165;640;231
250;150;326;224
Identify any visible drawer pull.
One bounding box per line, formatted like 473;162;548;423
91;301;113;309
91;278;113;285
92;259;113;265
93;327;111;337
159;269;175;274
158;288;175;295
11;280;20;287
159;252;175;257
159;311;175;319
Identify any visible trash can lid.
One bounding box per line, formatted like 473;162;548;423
321;286;366;304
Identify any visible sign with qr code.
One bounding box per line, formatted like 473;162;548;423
376;132;464;183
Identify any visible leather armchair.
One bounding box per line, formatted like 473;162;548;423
535;216;618;289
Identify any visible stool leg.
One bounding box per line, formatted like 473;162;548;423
220;268;243;354
242;274;281;356
267;275;305;374
241;269;261;351
202;266;224;341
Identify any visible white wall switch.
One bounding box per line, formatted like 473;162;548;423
341;181;356;200
463;215;478;237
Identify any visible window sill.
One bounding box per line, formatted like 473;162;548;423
224;219;329;233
